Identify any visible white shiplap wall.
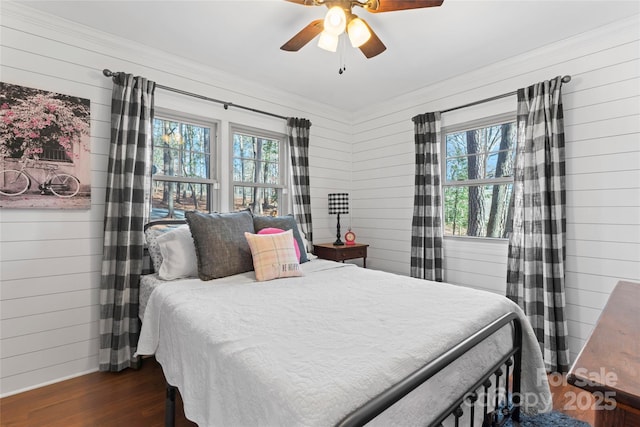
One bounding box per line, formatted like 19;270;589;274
0;3;351;397
1;2;638;399
351;15;640;362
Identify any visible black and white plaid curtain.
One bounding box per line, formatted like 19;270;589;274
99;73;155;371
506;76;569;373
410;112;443;282
287;117;313;250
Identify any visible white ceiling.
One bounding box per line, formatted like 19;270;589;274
18;0;640;112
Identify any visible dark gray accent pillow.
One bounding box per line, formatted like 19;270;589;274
185;210;255;281
253;214;309;263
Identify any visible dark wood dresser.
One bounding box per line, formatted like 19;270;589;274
567;280;640;427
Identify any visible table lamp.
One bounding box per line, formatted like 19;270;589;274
328;193;349;246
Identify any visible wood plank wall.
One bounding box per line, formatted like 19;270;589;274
350;15;640;362
1;2;638;398
0;3;351;396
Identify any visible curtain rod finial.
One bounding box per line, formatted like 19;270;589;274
103;69;113;77
562;75;571;83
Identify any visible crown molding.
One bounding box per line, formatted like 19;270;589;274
1;1;355;126
354;13;640;126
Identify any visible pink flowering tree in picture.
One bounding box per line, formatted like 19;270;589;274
0;82;91;209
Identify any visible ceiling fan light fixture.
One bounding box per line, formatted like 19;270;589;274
323;6;346;36
317;30;339;52
347;17;371;48
281;0;444;58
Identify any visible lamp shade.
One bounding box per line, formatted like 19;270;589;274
318;31;339;52
328;193;349;215
324;6;347;36
348;17;371;48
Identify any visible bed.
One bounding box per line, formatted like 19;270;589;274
136;213;551;427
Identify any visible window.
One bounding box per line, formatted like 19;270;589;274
442;116;516;238
151;113;218;220
231;126;286;217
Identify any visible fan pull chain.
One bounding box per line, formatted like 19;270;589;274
338;34;347;74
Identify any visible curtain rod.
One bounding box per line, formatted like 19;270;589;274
102;69;288;121
441;75;572;114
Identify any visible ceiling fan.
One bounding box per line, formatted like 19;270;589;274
281;0;444;59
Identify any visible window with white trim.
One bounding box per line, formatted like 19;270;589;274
442;114;516;238
151;112;218;219
231;125;287;216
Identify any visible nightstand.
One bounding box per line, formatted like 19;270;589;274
313;243;369;268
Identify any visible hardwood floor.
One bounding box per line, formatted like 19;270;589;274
1;359;594;426
0;358;196;427
549;373;596;426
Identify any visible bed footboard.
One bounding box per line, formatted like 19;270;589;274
337;312;523;427
164;312;523;427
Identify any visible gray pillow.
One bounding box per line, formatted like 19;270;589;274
185;210;255;281
253;214;309;263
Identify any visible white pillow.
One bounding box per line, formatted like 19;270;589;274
145;227;166;272
156;225;198;280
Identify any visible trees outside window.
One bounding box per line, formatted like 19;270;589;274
443;117;516;238
151;114;217;220
231;126;285;217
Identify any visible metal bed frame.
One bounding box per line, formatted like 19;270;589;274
163;313;523;427
143;220;523;427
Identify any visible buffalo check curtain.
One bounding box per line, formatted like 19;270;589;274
100;73;155;371
506;76;569;373
410;112;443;282
287;117;313;251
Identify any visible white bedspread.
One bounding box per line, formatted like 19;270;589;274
137;260;551;426
139;273;164;321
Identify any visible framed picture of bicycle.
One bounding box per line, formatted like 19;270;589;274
0;82;91;209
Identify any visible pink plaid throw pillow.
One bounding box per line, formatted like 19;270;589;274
245;229;303;281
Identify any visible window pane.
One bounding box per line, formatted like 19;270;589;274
446;132;468;157
232;132;281;185
233;160;279;184
153;118;211;179
151;180;212;220
486;151;514;179
152;149;210;179
261;140;280;163
233;159;256;182
444;185;469;236
485;123;515;180
261;162;279;184
446;156;468;181
443;119;516;239
233;134;256;159
444;184;513;238
448;152;512;181
487;123;516;154
445;122;515;182
486;153;498;178
233;185;279;216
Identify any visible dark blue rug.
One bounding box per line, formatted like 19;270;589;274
505;410;590;426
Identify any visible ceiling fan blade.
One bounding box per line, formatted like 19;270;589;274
284;0;317;5
281;19;324;52
365;0;444;13
358;20;386;59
